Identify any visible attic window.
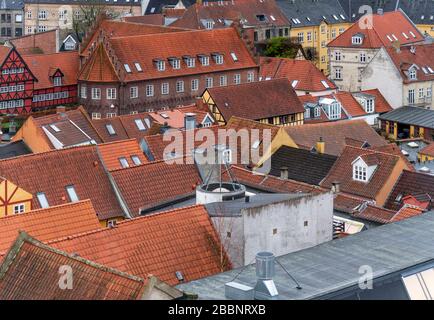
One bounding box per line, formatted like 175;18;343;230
106;124;116;136
155;60;165;71
37;192;49;208
256;14;266;22
321;80;330;89
230;52;238;62
135;119;146;131
409;31;416;38
291;80;299;88
270;15;276;21
409;69;417;80
53;76;62;86
198;55;210;66
169;58;181;70
365;99;375;113
66;185;79;203
402;32;409;39
50;124;61;132
422;67;428;74
352;35;363;45
353;164;367;182
124;64;132;73
134;63;142;72
131;155;142;165
119;157;129;168
212;53;224;65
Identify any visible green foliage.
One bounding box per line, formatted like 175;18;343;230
264;37;300;59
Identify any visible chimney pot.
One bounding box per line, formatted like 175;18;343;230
280;166;289;180
331;181;341;194
316;137;325;154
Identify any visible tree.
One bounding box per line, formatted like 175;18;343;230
263;37;301;59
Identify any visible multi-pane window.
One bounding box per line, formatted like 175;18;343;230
38;10;47;20
59;9;67;20
335;51;341;61
307;32;312;42
146;84;154;97
219;75;227;86
206;77;213;88
191;79;199;91
186;57;195;68
107;88;116;100
161;82;169;95
335;68;342;80
234;74;241;85
247;72;254;83
360;53;367;63
91;88;101;100
331;29;337;38
352;36;363;45
365;99;374;113
92;113;101;120
171;59;181;69
297;32;304;43
427;88;432;98
409;89;415;104
53;77;62;86
38;25;47;32
200;56;209;66
409;69;417;80
130;86;138;99
13;204;25;214
157;60;165;71
176;80;184;93
314;107;321;117
81;85;87;98
353;165;367;182
27;10;32;19
419;88;425;99
214;55;224;64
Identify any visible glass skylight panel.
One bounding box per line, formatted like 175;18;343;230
422;67;428;74
134;63;142;72
386;35;393;42
230;52;238;62
321;80;330;89
37;192;49;208
333;15;339;20
428;67;434;74
160;113;169;119
270;15;276;21
119;157;129;168
50;124;61;132
106;124;116;135
402;32;409;39
252;140;261;149
66;185;79;203
131;155;142;165
135;119;146;131
291;80;299;88
392;34;398;41
124;64;132;73
306;17;311;21
402;268;434;300
409;31;416;38
340;14;346;20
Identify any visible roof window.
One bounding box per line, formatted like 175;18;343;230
124;64;132;73
134;63;142;72
106;124;116;136
66;185;79;203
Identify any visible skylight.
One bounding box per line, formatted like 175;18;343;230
135;119;146;131
386;35;393;42
402;267;434;300
333;15;339;20
252;140;261;149
291;80;299;88
409;31;416;38
119;157;129;169
50;124;61;132
402;32;409;39
392;34;398;41
428;67;434;74
160;113;169;119
422;67;428;74
66;185;79;203
124;64;132;73
306;17;311;22
134;63;142;72
131;155;142;165
270;15;276;21
321;80;330;89
340;14;346;20
230;52;238;62
106;124;116;135
37;192;49;208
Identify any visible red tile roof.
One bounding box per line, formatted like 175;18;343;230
206;78;304;122
171;0;289;29
97;139;148;171
0;200;100;256
321;146;402;200
79;44;119;82
385;44;434;83
391;205;424;222
0;233;148;300
285;119;388;156
49;205;231;286
370;143;415;172
148;106;212;129
0;145;124;221
9;29;58;55
22;51;79;90
419;142;434;157
352;204;398;224
0;46;11;63
110;159;201;217
328;11;424;49
80;28;257;83
259;57;337;92
124;14;165;26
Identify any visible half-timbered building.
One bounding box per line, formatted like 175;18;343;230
0;46;36;114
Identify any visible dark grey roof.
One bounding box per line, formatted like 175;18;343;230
269;146;337;185
0;140;31;160
338;0;434;25
205;193;307;216
177;210;434;300
0;0;23;10
379;106;434;129
145;0;196;14
276;0;348;27
23;0;140;5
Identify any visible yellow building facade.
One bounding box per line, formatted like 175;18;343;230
0;179;33;218
416;24;434;37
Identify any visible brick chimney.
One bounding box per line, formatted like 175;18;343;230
280;167;289;180
316;137;325;154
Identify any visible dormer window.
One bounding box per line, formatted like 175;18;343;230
365;99;374;113
53;76;62;86
353;164;367;182
352;35;363;45
409;68;417;80
154;59;165;71
205;20;214;29
352;157;377;182
184;56;195;68
169;58;181;70
198;55;209;66
212;53;224;65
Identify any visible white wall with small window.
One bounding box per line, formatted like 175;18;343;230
13;203;25;215
352;157;377;182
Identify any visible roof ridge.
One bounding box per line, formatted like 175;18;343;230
109;155;193;173
46;204;206;244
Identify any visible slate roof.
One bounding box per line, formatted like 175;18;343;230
110;159;202;217
97;139;148;171
276;0;349;27
259;57;337;92
0;140;31;160
1;0;23;10
0;145;124;221
321;146;402;200
385;170;434;211
285;119;388;156
22;51;79;89
49;205;232;286
328;11;424;48
177;210;434;300
24;0;140;5
419;142;434;157
145;0;196;14
269;146;337;185
0;200;100;256
0;232;148;300
379;107;434;130
206;78;304;122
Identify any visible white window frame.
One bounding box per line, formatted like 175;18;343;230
353;165;367;182
161;82;169;95
13;203;25;214
146;84;154;97
176;80;184;93
107;88;116;100
234;74;241;85
191;79;199;91
130;86;138;99
91;88;101;100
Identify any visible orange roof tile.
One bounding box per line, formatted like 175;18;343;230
328;11;424;49
0;46;11;63
49;205;232;286
98;139;148;171
79;43;119;82
419;143;434;157
0;233;148;300
22;51;79;90
0;200;100;256
391;205;425;222
259;57;337;92
110;159;201;217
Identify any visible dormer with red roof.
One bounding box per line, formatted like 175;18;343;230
328;10;425;92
